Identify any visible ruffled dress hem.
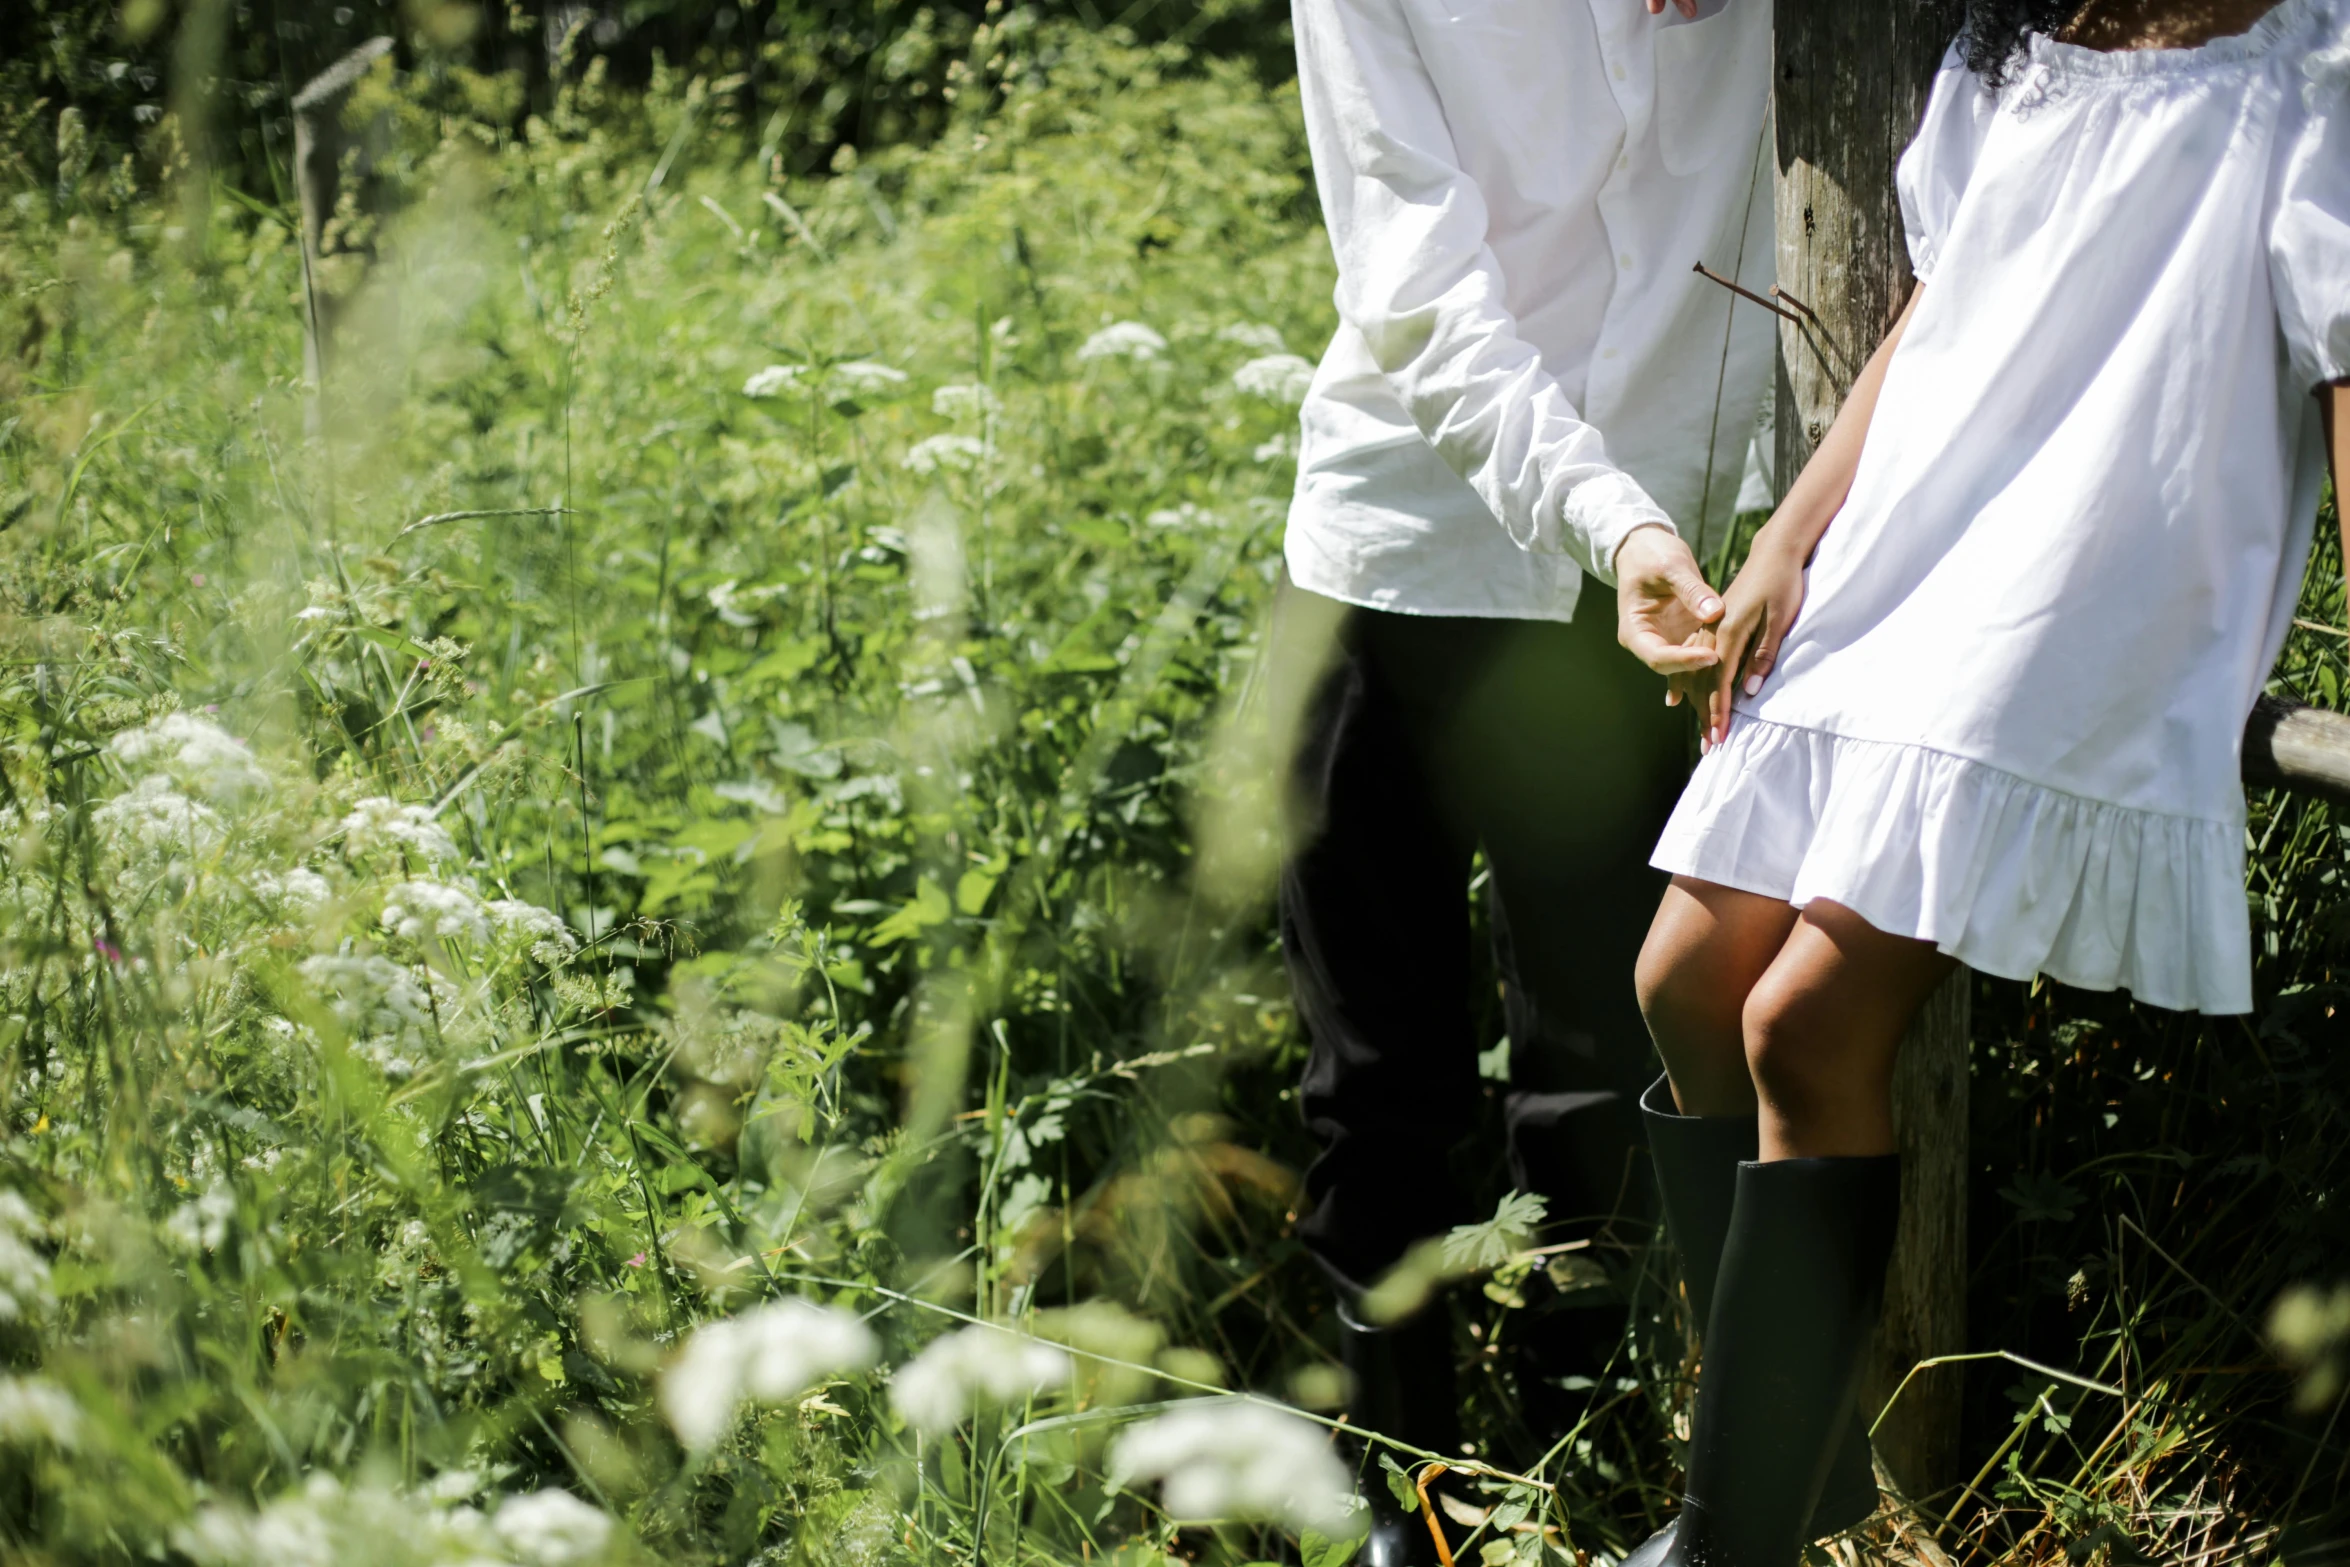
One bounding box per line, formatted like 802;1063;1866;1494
1649;716;2253;1015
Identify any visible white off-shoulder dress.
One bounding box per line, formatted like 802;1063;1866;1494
1651;0;2350;1014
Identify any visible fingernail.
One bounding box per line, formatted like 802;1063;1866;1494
1699;598;1721;617
1744;674;1763;696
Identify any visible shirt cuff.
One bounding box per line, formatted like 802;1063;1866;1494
1566;470;1676;588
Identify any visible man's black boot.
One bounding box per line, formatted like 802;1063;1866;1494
1642;1078;1882;1537
1338;1295;1460;1567
1624;1155;1902;1567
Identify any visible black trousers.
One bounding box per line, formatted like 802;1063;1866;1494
1279;588;1691;1293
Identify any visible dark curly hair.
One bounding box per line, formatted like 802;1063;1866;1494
1958;0;2081;85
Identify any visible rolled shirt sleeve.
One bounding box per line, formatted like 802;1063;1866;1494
1294;0;1674;586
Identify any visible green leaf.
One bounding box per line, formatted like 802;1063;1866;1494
1380;1452;1419;1513
869;877;953;945
1300;1531;1365;1567
1443;1189;1550;1272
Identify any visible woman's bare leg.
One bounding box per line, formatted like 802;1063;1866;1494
1742;900;1956;1160
1635;877;1801;1117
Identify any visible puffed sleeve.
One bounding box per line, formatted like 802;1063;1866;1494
2269;37;2350;388
1896;44;1996;283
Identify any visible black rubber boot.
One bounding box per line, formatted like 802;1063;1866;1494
1338;1295;1460;1567
1642;1078;1881;1537
1625;1155;1902;1567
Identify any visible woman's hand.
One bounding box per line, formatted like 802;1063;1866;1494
1691;530;1809;748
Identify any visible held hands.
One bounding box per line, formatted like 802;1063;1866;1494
1646;0;1701;19
1672;527;1809;749
1614;524;1725;685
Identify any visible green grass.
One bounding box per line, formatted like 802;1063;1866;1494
1;19;2347;1567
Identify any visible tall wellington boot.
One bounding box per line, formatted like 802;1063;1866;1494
1338;1295;1461;1567
1625;1155;1901;1567
1641;1078;1882;1536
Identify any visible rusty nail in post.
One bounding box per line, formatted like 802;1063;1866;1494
1770;285;1823;326
1692;262;1806;325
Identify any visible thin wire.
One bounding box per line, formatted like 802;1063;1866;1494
1693;108;1774;569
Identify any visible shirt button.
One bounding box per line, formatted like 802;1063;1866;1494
1602;347;1619;360
1612;61;1628;80
1619;252;1634;269
1617;155;1630;171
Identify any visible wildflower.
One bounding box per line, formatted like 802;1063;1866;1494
1110;1400;1359;1537
904;434;988;475
164;1183;236;1252
493;1489;613;1566
254;866;332;913
931;382;1002;422
661;1297;879;1450
1219;321;1288;353
828;360;910;398
486;899;578;965
381;879;489;944
340;797;459;865
742;364;808;398
1253;434;1297;464
889;1323;1072;1433
0;1377;81;1449
1146;503;1213;530
296;953;448;1076
109;712;272;806
94;776;225;856
0;1192;53;1321
1232;352;1316;405
1076;321;1167;362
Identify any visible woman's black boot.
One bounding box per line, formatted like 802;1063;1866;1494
1641;1078;1882;1537
1625;1153;1902;1567
1338;1295;1460;1567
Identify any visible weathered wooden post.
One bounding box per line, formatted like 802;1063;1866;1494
290;36;394;390
1770;0;1968;1503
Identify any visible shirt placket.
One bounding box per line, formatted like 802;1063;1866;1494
1586;0;1650;420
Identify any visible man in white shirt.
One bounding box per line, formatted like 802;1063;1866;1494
1274;0;1789;1547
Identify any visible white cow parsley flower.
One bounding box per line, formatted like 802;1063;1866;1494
1231;352;1315;405
742;364;809;398
493;1489;613;1566
296;953;450;1078
904;434;989;475
94;776;225;856
931;382;1003;422
1076;321;1167;362
485;899;577;965
0;1377;81;1449
889;1323;1072;1433
1110;1400;1359;1537
828;361;910;398
0;1193;53;1322
164;1183;236;1252
340;797;459;865
381;879;489;944
109;713;272;806
662;1297;879;1451
1218;321;1287;353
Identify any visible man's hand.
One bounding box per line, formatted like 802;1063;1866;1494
1614;523;1724;697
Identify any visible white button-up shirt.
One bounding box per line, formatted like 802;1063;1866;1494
1286;0;1780;621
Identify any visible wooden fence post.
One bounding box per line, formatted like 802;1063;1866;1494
1770;0;1968;1504
290;36;394;395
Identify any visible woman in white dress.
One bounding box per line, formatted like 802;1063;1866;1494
1623;0;2350;1560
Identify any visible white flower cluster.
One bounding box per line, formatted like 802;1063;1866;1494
661;1297;879;1451
94;775;225;857
0;1192;52;1321
742;364;808;398
0;1376;80;1449
485;899;578;965
904;434;989;475
931;382;1002;422
1076;321;1167;363
296;954;449;1078
381;879;489;944
1110;1400;1359;1537
253;866;333;913
829;360;910;398
164;1182;236;1253
1232;352;1316;405
110;713;273;806
339;798;459;865
174;1475;613;1567
888;1323;1071;1434
1218;321;1287;353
